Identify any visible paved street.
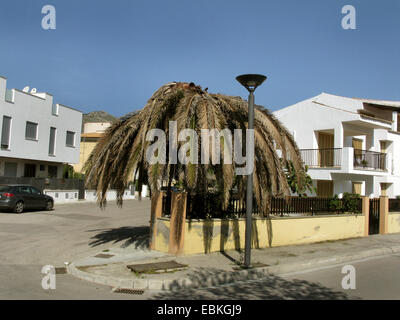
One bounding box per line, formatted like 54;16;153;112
1;200;399;300
147;254;400;300
0;199;152;299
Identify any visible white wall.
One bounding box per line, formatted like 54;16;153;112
84;189;135;202
44;189;138;204
274;93;400;198
0;76;82;165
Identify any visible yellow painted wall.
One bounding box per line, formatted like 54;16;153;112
154;218;170;253
73;140;98;173
153;215;365;255
388;213;400;234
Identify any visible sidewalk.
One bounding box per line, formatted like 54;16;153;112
67;233;400;291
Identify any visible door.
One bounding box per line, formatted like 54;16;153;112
369;198;380;235
29;186;45;208
352;138;363;167
380;141;387;153
24;164;36;177
16;186;35;208
317;180;333;197
318;132;334;167
352;182;362;195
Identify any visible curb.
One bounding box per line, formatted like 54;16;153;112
67;245;400;291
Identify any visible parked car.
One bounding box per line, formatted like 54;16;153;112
0;184;54;213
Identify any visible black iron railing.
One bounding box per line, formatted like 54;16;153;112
300;148;342;168
270;196;362;216
389;198;400;212
161;192;361;219
369;198;380;235
353;149;386;171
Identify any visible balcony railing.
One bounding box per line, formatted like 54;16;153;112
300;148;342;168
353;149;386;171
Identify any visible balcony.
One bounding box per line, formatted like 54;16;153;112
353;149;386;171
300;148;342;168
300;148;387;172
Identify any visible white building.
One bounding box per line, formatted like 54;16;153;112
0;75;82;179
274;93;400;199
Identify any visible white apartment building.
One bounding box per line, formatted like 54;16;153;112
274;93;400;199
0;75;82;179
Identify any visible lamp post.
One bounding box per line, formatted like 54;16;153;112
236;74;267;268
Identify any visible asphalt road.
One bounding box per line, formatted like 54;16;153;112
0;199;151;299
1;200;399;300
146;254;400;300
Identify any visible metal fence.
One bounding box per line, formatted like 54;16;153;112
389;198;400;212
161;193;361;219
353;149;386;171
369;198;380;235
270;197;340;216
300;148;342;168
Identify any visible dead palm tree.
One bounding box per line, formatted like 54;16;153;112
84;82;305;215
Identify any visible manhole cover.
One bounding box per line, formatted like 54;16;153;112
94;253;114;259
127;260;187;273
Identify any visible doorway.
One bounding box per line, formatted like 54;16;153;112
318;132;334;167
317;180;334;197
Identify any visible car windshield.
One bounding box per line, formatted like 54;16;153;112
0;186;11;192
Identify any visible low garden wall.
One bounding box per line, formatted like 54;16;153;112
150;192;398;255
388;213;400;234
153;214;365;255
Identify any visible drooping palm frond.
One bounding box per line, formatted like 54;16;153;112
84;82;306;213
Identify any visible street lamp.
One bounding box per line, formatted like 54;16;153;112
236;74;267;269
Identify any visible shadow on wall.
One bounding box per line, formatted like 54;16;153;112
192;216;274;254
87;226;149;249
150;268;357;300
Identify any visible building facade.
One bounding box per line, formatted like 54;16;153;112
274;93;400;199
73;122;111;173
0;76;82;179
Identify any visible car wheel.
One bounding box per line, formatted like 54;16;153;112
45;200;53;211
14;201;24;214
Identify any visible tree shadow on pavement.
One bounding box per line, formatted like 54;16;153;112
150;268;359;300
87;226;149;249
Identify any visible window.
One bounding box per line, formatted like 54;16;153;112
1;116;11;149
66;131;75;147
316;180;333;197
52;104;59;116
4;162;17;177
49;127;56;156
48;165;58;178
24;164;36;178
29;187;42;195
40;165;45;171
25;122;38;140
17;186;31;194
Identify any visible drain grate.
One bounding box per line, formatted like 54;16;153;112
127;260;187;273
94;253;114;259
113;288;144;295
55;267;67;274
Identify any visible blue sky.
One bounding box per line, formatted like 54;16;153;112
0;0;399;117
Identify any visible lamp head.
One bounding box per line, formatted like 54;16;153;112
236;74;267;92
